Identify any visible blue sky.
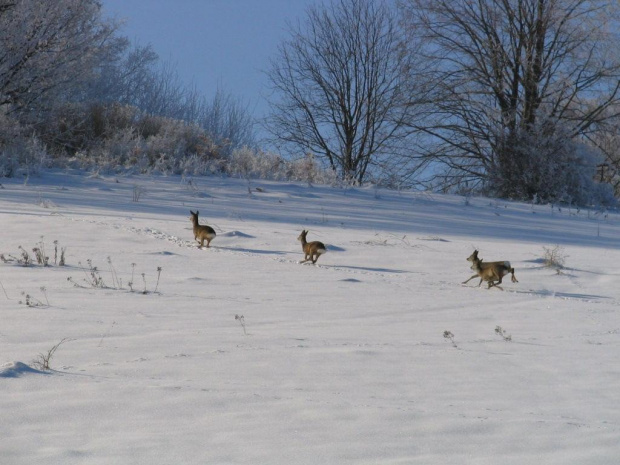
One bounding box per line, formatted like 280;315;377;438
102;0;316;121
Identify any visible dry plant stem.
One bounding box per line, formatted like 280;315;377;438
33;338;69;371
98;321;116;347
0;279;9;299
40;287;49;306
129;263;136;292
154;267;162;293
495;326;512;342
443;330;457;348
107;256;121;289
235;314;247;335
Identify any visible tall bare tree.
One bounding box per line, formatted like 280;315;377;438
266;0;421;184
87;44;256;156
399;0;620;202
0;0;120;116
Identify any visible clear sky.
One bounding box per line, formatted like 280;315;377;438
102;0;317;121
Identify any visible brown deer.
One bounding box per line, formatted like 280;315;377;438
462;249;518;290
297;230;326;264
189;210;216;248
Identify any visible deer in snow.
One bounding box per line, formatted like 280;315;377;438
462;249;518;290
189;210;216;248
297;230;326;264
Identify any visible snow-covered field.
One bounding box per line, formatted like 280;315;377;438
1;170;619;464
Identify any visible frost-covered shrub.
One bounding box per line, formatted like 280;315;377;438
136;118;220;174
178;154;224;176
225;147;339;186
38;103;138;157
0;112;23;145
2;99;341;186
68;128;140;173
229;146;279;180
45;103;223;174
100;128;141;169
564;142;616;206
542;245;567;270
0;112;50;177
0;134;49;178
490;123;615;206
287;152;340;185
591;118;620;197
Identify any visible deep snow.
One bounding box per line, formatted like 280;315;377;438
1;170;619;464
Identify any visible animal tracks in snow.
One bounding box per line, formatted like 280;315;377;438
62;214;418;282
61;214;615;306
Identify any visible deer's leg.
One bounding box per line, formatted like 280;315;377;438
462;274;479;284
510;268;518;283
486;280;504;290
488;275;505;290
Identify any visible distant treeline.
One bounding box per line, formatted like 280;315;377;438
1;0;620;206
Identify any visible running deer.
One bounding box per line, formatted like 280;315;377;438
297;230;326;264
462;249;518;290
189;210;216;248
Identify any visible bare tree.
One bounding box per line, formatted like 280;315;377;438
266;0;421;184
198;88;255;156
0;0;121;116
399;0;620;202
88;43;255;156
88;42;159;106
138;68;256;156
0;2;14;15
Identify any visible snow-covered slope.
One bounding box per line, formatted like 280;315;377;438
1;170;619;464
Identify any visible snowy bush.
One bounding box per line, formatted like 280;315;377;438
178;154;225;177
0;133;49;178
542;245;567;271
489;123;615;206
38;103;138;157
36;102;223;175
226;147;339;186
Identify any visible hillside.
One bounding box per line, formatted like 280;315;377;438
1;170;619;464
